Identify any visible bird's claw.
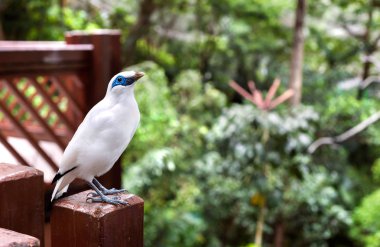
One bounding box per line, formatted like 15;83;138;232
86;197;94;203
87;192;98;197
86;195;128;205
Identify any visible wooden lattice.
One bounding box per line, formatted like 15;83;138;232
0;74;85;169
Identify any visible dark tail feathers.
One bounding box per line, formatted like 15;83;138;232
51;166;77;184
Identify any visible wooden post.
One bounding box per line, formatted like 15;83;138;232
51;190;143;247
0;228;40;247
64;30;122;189
0;163;44;246
65;30;122;108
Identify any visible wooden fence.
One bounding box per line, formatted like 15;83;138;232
0;30;123;191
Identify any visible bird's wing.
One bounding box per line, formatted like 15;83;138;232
51;100;110;201
56;100;111;170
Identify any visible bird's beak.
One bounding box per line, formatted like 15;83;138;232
134;72;145;81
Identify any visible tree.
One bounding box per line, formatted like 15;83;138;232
289;0;306;106
123;0;157;65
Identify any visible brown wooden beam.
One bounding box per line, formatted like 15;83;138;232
0;63;90;75
0;43;92;65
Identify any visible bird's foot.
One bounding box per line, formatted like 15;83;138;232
88;188;127;196
86;194;128;205
101;188;127;195
88;188;127;197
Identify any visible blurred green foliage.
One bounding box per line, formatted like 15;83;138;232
315;92;380;164
350;160;380;247
1;0;103;40
350;189;380;247
196;104;351;246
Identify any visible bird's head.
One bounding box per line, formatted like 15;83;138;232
107;71;144;96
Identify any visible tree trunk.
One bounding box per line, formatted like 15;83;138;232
358;59;371;99
357;2;373;99
289;0;306;106
124;0;157;66
0;21;4;40
0;0;10;40
254;204;266;246
274;219;284;247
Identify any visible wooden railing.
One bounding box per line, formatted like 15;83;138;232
0;30;122;189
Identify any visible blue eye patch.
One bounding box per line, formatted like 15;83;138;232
112;76;135;88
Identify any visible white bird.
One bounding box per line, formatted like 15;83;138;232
51;71;144;205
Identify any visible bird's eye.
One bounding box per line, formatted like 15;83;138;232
117;77;122;82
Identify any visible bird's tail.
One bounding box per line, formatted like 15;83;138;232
51;174;75;201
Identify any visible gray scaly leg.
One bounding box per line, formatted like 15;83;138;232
92;178;127;195
86;181;127;205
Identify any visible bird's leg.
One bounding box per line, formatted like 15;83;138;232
86;181;128;205
92;178;127;195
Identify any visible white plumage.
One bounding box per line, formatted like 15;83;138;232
51;71;144;204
